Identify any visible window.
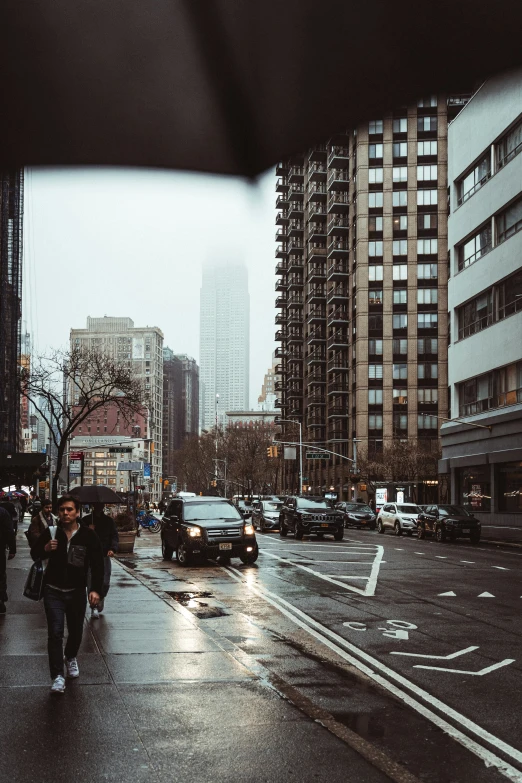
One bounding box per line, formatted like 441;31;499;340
393;413;408;430
418;337;438;354
418;414;438;429
368;314;383;331
418;141;438;156
368;414;383;430
393;191;407;207
393;289;407;304
369;216;383;232
498;461;522;512
369;339;383;355
417;96;437;107
369;192;383;208
418;388;438;404
417;116;437;132
418;313;438;329
417;288;438;304
393;166;408;182
418;363;438;379
458;465;491;512
417;165;438;181
393;388;408;404
369;120;383;134
393;338;408;354
369;143;383;158
369;389;383;405
417;189;438;205
393;142;407;158
458;290;494;339
369;289;383;304
457;153;490;205
497;118;522;169
393;264;407;280
393;215;408;232
417;263;438;279
393;118;407;133
393;314;408;329
497;196;522;244
368;265;383;281
393;239;408;255
393;364;407;380
369;241;383;256
417;238;438;255
419;213;438;230
368;364;383;379
458;224;492;271
369;168;383;184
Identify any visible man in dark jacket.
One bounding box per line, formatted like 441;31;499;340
31;495;103;694
0;506;16;614
81;503;119;618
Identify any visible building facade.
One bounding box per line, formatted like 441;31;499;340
440;71;522;524
162;348;183;479
200;265;250;430
275;96;468;500
175;353;199;438
70;316;164;498
258;353;280;411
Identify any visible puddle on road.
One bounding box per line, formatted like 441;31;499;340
165;590;229;619
118;559;137;570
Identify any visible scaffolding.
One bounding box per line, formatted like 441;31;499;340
0;170;24;454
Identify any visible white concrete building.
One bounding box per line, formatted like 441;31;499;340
199;266;250;430
70;317;164;499
440;70;522;525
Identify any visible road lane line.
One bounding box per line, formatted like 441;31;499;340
391;646;479;660
262;551;372;592
493;566;510;571
225;567;522;780
435;556;447;559
415;660;515;676
461;561;475;564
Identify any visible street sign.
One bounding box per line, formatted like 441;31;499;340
143;462;151;478
109;447;132;453
69;452;84;460
306;452;327;459
117;461;144;471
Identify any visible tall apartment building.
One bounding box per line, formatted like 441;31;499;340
162;348;183;478
275;96;468;500
175;353;199;438
200;265;249;430
70;316;164;498
440;71;522;524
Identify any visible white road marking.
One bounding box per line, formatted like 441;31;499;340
435;556;447;559
492;566;510;571
414;552;425;555
391;646;478;660
461;560;475;564
478;592;495;598
395;548;404;551
415;659;515;676
438;591;456;596
225;567;522;781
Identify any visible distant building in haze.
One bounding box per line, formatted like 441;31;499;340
200;265;250;430
258;352;280;411
162;349;199;481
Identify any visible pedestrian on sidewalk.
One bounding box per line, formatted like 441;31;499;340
26;498;55;548
81;503;119;619
31;495;103;694
0;506;16;614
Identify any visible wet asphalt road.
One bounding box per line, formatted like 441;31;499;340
128;527;522;783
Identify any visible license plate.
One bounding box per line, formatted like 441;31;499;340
219;542;232;551
321;523;329;528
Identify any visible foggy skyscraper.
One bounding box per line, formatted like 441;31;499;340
200;265;250;430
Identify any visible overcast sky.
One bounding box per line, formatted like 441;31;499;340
23;166;277;408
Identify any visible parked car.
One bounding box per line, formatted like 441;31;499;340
161;496;258;566
235;499;253;519
376;503;421;536
252;499;283;532
336;502;376;530
279;496;345;540
417;504;481;544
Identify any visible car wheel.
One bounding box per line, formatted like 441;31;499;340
417;524;425;540
436;526;446;543
161;537;173;561
240;547;259;565
334;529;344;542
470;533;481;545
394;520;402;536
295;524;304;540
176;541;192;566
279;517;288;537
377;519;385;534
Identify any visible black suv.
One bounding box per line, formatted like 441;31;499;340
161;496;258;566
417;504;481;544
336;502;376;530
280;496;344;540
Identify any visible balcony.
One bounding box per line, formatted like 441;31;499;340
275;228;288;243
288;200;304;219
308;223;327;243
308;245;327;264
328;240;350;259
274;398;283;409
328;192;350;213
274;380;283;392
308;416;326;428
276;243;288;259
327;285;348;304
275;313;287;325
307;349;326;366
307;328;326;345
308;394;326;406
327;169;350;190
276;210;289;225
275;277;287;292
287;255;304;273
287;310;302;326
287;330;302;344
275;261;287;276
276;178;289;193
287;293;303;307
328;307;349;324
307;262;326;283
289;166;304;183
288;219;304;236
307;307;326;322
308;372;326;385
276;194;289;209
308;145;327;163
328;354;349;372
307;162;327;182
275;329;288;343
288;238;304;254
328;429;349;441
287;387;303;400
328;382;349;395
287;275;303;290
328;146;350;167
307;286;326;303
308;184;328;202
276;162;289;176
288;183;305;200
327;261;349;281
328;406;349;418
327;216;350;236
274;346;286;359
327;330;348;349
275;296;287;308
308;203;327;221
287;369;303;382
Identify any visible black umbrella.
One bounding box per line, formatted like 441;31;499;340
70;486;123;504
1;1;522;177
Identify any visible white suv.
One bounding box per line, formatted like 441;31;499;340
377;503;421;536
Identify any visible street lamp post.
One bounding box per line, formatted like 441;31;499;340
275;418;303;494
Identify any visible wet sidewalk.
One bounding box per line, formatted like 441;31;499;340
0;526;389;783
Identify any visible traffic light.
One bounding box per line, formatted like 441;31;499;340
267;446;273;458
273;446;279;458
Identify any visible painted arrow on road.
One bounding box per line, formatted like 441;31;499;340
390;646;478;660
414;659;515;676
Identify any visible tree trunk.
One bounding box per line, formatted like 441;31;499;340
52;441;67;507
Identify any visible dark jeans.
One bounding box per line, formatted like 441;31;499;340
43;585;87;679
0;548;7;602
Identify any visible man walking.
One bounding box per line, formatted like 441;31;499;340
81;503;119;619
0;505;16;614
31;495;103;694
27;498;55;548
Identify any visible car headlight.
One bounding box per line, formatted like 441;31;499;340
244;523;255;536
186;526;202;537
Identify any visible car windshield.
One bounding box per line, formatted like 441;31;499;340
263;502;283;511
345;504;372;513
438;505;472;517
184;503;242;522
296;498;331;509
397;505;420;513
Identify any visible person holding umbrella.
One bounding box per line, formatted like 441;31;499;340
81;502;119;619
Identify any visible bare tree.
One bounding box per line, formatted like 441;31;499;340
21;346;145;504
356;439;440;492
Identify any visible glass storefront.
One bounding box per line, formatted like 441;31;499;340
458;465;491;512
497;462;522;513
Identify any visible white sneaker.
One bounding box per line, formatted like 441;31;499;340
91;608;99;619
64;657;80;678
51;675;66;694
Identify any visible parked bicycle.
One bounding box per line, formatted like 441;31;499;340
136;510;162;533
